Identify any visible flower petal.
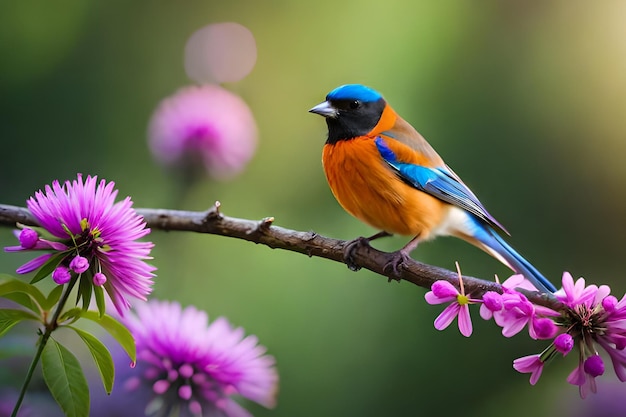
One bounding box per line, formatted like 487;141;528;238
457;305;473;337
16;253;53;274
433;303;460;331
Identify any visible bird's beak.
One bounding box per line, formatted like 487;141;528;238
309;101;338;118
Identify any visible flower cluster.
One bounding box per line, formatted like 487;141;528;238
91;300;278;417
425;271;626;398
4;174;155;314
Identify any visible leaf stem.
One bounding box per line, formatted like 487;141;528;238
11;276;78;417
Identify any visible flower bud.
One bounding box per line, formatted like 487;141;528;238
431;280;458;299
93;272;107;286
52;266;71;285
70;255;89;274
583;354;604;377
532;318;557;339
18;228;38;249
482;291;503;312
602;295;618;313
554;333;574;355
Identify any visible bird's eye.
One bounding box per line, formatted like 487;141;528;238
349;100;360;109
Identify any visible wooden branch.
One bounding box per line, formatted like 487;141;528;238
0;202;563;311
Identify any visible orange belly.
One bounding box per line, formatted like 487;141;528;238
322;137;448;238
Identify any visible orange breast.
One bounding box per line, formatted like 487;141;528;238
322;137;448;238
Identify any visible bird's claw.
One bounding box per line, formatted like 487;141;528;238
343;237;372;271
383;250;410;281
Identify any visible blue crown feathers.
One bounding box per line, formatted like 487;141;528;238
326;84;382;103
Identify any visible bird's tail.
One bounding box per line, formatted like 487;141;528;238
465;225;557;294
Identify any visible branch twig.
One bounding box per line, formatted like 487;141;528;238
0;202;563;311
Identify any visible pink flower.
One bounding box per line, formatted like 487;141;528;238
507;271;626;397
425;265;479;337
555;272;600;309
513;354;544;385
567;355;604;399
148;85;258;180
93;300;279;416
4;174;155;314
489;276;559;339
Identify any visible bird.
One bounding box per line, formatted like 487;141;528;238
309;84;556;293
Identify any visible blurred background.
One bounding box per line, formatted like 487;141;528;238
1;0;626;416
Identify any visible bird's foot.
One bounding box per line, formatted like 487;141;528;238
343;237;370;271
343;231;392;271
382;235;420;281
383;250;412;281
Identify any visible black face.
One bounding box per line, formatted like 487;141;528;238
325;98;386;144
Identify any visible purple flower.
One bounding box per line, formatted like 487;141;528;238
98;300;278;417
504;271;626;397
4;174;155;314
148;85;258;180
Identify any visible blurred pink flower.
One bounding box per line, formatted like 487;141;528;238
148;85;258;180
92;300;279;417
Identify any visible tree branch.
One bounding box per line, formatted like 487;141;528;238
0;202;562;310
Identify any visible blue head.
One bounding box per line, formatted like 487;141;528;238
310;84;387;143
326;84;383;103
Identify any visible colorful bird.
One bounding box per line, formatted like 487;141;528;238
309;84;556;293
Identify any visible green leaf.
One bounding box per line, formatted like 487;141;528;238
59;307;83;325
69;326;114;394
0;278;47;313
77;274;92;311
81;311;136;363
42;284;64;311
1;292;38;313
93;285;105;318
41;337;90;417
30;252;68;284
0;309;39;338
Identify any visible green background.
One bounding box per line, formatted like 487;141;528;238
1;1;625;416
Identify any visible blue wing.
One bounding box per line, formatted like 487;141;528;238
375;137;508;234
376;137;557;293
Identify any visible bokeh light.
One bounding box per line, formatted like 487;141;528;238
184;22;257;84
